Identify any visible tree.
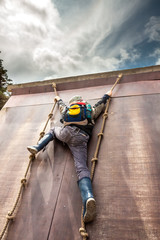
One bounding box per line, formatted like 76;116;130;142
0;52;12;109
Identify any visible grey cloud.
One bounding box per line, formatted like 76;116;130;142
145;16;160;42
62;0;147;59
22;1;48;20
156;58;160;65
149;48;160;57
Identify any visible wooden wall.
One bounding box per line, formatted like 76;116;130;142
0;71;160;239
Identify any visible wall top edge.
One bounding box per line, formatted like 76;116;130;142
8;65;160;92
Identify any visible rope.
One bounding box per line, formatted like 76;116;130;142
0;82;58;240
79;73;123;239
110;73;122;91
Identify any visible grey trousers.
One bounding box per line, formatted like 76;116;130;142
49;125;90;180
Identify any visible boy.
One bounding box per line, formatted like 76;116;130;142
27;90;112;223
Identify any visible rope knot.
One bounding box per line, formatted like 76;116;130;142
6;212;14;220
52;83;56;88
29;154;35;161
40;131;45;138
103;113;108;118
79;227;88;238
98;132;103;137
48;113;53;118
91;157;98;162
21;178;27;186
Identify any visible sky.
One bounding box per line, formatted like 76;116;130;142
0;0;160;84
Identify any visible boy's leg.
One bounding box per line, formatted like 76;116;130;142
78;177;96;223
68;141;90;180
49;126;72;143
67;128;96;223
27;133;54;154
27;126;70;154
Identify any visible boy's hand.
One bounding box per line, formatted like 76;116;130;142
54;96;61;102
106;90;112;96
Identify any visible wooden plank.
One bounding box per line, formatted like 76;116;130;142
86;94;160;239
7;140;68;240
0;103;60;240
48;149;82;240
0;105;46;233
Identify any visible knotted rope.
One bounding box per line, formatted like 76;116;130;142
0;83;58;240
79;73;123;239
38;83;58;142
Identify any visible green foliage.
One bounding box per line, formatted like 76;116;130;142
0;52;13;109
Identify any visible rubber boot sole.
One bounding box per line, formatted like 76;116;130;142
84;198;96;223
27;146;38;155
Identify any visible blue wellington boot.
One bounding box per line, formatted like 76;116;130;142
27;133;54;154
78;177;96;223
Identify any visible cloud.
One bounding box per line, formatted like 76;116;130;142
156;59;160;65
120;49;140;62
40;0;144;78
44;47;141;80
0;0;62;82
149;48;160;65
150;48;160;57
145;16;160;42
0;0;151;83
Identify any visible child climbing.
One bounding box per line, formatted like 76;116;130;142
27;90;112;223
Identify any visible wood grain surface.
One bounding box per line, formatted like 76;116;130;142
0;72;160;240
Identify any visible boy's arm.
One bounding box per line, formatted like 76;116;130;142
55;96;67;114
92;90;112;120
